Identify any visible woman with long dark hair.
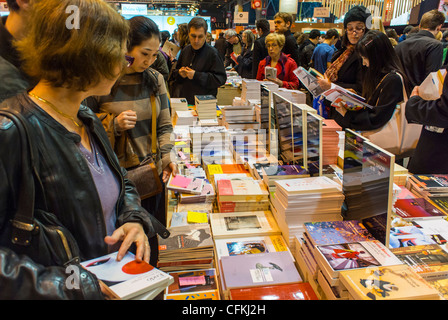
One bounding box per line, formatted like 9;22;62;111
88;16;176;266
330;30;409;131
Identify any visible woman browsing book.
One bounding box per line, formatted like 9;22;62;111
87;16;177;266
256;33;300;89
0;0;168;299
329;30;409;132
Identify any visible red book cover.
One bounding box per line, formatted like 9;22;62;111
394;198;447;219
217;179;234;196
229;282;319;300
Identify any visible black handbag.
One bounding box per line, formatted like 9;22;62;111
0;108;80;267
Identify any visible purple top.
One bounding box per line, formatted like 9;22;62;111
78;135;120;238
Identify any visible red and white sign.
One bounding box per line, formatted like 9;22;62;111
252;0;262;9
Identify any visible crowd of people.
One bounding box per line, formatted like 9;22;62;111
0;0;448;299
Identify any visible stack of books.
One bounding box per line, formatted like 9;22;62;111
190;126;233;165
271;176;345;248
81;252;174;300
195;95;218;121
322;119;342;166
216;178;270;213
218;251;303;300
406;174;448;204
276;88;307;104
157;223;215;272
391;244;448;281
175;110;196;126
293;220;377;300
170;98;189;113
241;79;261;103
166;174;205;195
205;163;250;186
164;268;221;300
255;164;310;192
222;105;260;130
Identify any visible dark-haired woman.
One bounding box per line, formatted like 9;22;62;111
329;30;408;131
88;16;176;266
0;0;168;299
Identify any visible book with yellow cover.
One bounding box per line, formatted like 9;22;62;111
339;264;440;300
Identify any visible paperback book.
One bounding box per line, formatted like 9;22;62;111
81;252;173;300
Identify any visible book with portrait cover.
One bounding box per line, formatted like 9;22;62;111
81;252;173;300
315;240;402;280
339;264;440;300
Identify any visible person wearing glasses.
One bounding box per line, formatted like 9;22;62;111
0;0;168;299
87;16;176;267
256;32;300;89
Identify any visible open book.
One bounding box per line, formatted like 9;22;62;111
294;66;372;111
322;84;372;111
293;66;325;97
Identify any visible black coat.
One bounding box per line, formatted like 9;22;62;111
170;43;227;105
0;93;168;299
395;30;444;93
236;47;254;79
282;30;300;67
252;32;270;79
405;68;448;174
331;71;404;131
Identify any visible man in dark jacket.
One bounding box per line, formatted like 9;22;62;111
170;17;227;105
274;12;300;66
395;9;445;93
214;32;227;62
299;29;321;68
252;18;271;79
405;67;448;174
224;29;243;68
0;0;34;103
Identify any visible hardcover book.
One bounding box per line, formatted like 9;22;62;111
81;252;173;300
339;264;440;300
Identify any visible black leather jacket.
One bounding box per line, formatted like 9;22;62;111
0;93;168;299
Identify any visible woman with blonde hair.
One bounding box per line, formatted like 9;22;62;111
0;0;167;299
256;32;300;89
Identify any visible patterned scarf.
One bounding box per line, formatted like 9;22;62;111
324;44;355;82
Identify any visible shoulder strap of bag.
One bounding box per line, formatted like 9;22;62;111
150;95;157;156
0;108;41;246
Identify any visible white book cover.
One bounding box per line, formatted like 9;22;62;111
81;252;173;300
275;176;342;195
210;211;280;239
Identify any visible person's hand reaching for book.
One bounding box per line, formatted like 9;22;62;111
104;222;150;263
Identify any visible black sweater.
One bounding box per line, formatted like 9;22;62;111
332;71;404;131
170;43;227;105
